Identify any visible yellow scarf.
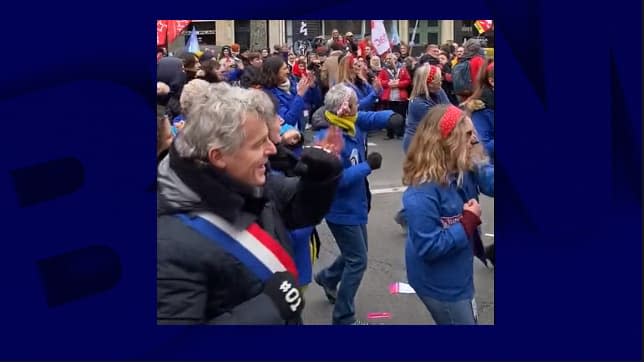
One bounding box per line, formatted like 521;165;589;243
325;111;357;137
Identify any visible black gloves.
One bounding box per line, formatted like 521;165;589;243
263;271;305;321
294;146;343;181
366;152;382;170
387;113;404;130
269;144;299;177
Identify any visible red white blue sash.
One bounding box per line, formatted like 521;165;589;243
176;212;298;282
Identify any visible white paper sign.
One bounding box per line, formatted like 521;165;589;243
370;20;390;55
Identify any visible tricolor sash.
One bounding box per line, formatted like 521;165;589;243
176;212;298;282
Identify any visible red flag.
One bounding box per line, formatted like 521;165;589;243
157;20;191;46
474;20;493;34
157;20;168;46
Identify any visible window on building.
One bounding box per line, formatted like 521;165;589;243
234;20;251;52
287;20;323;55
183;21;216;48
427;32;438;45
323;20;363;37
289;20;322;41
427;20;438;27
286;20;293;47
461;20;474;33
383;20;394;33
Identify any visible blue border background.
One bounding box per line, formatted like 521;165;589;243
0;0;641;360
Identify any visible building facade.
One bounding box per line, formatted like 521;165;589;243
171;20;493;55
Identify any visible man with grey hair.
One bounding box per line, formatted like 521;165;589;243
157;83;343;324
419;44;441;66
311;84;403;325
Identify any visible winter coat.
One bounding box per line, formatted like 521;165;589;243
402;90;451;153
465;97;494;162
312;107;393;225
157;145;340;324
404;164;494;302
378;66;412;102
157;57;187;120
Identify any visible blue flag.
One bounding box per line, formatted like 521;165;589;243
390;21;400;46
186;26;199;54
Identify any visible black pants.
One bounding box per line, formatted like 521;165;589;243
383;101;407;138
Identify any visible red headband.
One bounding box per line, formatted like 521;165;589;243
347;54;355;68
439;105;464;139
426;65;439;84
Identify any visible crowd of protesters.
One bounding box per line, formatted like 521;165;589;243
157;28;495;325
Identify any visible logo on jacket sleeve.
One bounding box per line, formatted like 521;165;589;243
440;214;462;228
349;148;359;166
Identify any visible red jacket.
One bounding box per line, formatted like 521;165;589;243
469;55;485;84
291;60;308;79
358;39;372;57
378;66;411;102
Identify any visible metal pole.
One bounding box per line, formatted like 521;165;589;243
409;20;419;56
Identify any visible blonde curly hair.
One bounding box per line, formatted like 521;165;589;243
402;105;487;187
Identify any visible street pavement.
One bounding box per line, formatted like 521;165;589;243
302;130;495;325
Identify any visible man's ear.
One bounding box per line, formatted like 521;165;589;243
208;148;226;169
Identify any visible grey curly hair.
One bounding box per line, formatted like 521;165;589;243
179;79;210;119
174;82;276;159
324;84;357;115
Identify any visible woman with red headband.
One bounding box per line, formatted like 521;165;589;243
402;64;450;153
402;104;494;325
393;64;451;229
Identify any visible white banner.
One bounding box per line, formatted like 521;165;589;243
370;20;390;55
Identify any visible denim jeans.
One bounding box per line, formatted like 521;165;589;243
317;222;368;325
418;294;478;325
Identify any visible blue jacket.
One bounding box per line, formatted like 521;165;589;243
402;90;450;153
268;156;314;286
289;75;323;114
347;82;379;111
403;164;494;302
279;122;297;135
471;108;494;162
314;110;393;225
268;78;321;130
170;114;185;137
289;226;314;286
267;85;306;128
305;82;323;113
224;68;243;83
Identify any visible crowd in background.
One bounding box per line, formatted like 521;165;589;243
157;30;493;145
